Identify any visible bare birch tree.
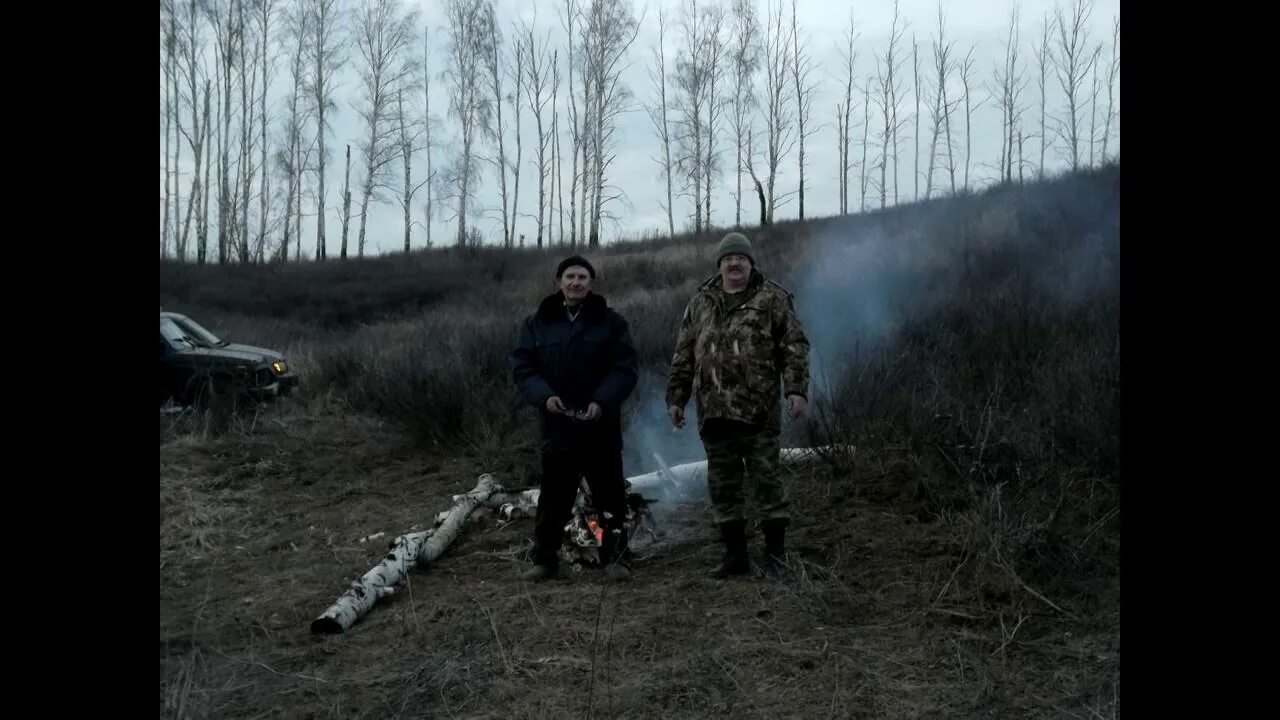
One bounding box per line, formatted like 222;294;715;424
278;2;312;261
835;9;858;215
207;0;240;264
993;3;1026;184
703;3;725;231
648;5;676;239
175;0;207;262
552;51;564;245
1052;0;1095;171
675;0;710;236
509;30;524;248
835;103;844;213
562;0;582;248
393;86;426;252
760;0;796;223
789;0;817;220
443;0;493;247
162;1;178;258
423;25;437;249
924;4;956;200
873;0;907;208
912;34;920;201
385;21;429;254
479;2;513;247
743;125;766;225
236;0;260;264
340;144;353;257
1088;44;1101;167
202;80;214;263
582;0;641;247
1032;11;1053;179
940;14;958;194
960;45;977;191
860;75;870;211
577;17;591;247
255;0;277;263
304;0;346;261
1101;16;1118;162
352;0;418;257
880;0;911;204
728;0;759;228
523;21;555;248
1018;125;1025;183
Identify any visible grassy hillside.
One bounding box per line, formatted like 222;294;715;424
160;164;1120;718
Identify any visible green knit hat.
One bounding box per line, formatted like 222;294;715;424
716;232;754;265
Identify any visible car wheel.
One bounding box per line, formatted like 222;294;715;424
184;374;236;410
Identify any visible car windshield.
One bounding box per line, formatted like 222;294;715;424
160;317;196;348
163;315;225;348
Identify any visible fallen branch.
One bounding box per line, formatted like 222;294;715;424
310;474;500;634
992;535;1078;620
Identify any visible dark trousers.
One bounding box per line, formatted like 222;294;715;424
533;442;628;565
701;418;788;526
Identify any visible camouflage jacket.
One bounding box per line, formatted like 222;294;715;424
665;270;810;435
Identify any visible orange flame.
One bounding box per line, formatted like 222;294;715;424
587;518;603;544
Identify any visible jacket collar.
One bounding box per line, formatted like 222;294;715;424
536;290;609;324
699;268;766;295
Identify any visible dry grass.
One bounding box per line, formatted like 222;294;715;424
160;407;1117;718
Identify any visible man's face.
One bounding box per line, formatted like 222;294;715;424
559;266;593;302
719;254;751;284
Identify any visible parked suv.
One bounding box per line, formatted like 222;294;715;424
160;311;298;407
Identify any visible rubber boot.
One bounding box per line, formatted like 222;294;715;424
709;519;751;578
762;518;788;579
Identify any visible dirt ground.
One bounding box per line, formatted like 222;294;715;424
160;402;1119;719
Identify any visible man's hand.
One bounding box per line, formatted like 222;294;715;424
787;394;807;419
583;402;603;420
546;396;567;414
668;405;685;428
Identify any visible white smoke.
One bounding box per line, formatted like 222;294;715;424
621;366;706;496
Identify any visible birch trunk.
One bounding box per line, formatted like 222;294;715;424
311;474;500;634
467;445;848;513
340;144;352;258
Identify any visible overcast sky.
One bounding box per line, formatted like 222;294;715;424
160;0;1119;259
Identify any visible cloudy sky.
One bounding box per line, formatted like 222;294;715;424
160;0;1119;259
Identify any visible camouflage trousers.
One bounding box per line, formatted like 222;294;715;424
701;419;789;526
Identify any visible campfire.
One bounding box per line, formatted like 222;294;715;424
556;478;661;568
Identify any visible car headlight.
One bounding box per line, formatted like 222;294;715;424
272;360;287;374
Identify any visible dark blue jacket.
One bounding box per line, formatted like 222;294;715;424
511;291;638;452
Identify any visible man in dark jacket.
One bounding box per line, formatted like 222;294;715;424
511;255;639;582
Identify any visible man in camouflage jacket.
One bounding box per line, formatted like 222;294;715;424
666;232;811;578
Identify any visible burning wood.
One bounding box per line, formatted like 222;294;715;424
557;478;660;568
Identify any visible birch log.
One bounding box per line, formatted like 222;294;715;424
310;473;500;634
470;445;852;512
